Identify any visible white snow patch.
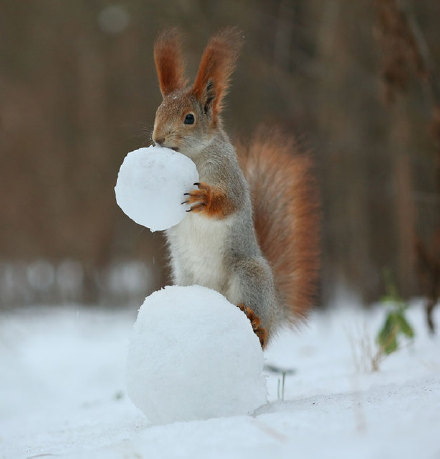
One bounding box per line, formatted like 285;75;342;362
126;285;267;423
0;302;439;458
114;146;199;232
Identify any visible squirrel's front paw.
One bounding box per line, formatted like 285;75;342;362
237;303;268;349
182;182;235;218
182;182;211;214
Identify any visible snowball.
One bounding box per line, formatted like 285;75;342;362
115;146;199;232
126;285;267;424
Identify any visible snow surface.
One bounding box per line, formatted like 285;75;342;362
127;285;266;423
114;146;199;232
1;301;439;458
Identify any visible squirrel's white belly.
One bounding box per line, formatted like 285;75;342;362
167;214;231;292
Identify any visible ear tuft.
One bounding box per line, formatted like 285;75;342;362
154;28;187;96
193;27;243;122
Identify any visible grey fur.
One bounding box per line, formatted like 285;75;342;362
165;129;283;336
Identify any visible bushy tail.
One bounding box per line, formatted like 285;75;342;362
237;128;320;323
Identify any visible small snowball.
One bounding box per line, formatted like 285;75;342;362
126;285;267;424
115;146;199;232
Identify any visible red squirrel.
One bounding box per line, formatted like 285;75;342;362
151;28;319;347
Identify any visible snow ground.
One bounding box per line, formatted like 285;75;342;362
1;301;439;459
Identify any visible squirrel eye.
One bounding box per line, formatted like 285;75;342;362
184;113;195;125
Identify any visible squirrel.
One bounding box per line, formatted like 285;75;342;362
151;27;320;348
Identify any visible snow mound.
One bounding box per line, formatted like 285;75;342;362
126;285;267;424
114;146;199;232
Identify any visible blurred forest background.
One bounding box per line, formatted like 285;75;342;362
1;0;439;316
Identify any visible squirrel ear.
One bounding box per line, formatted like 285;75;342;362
154;28;187;97
193;27;243;122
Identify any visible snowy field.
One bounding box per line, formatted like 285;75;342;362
1;300;439;459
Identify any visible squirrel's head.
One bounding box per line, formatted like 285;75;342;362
152;28;242;159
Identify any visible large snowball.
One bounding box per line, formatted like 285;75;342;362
126;285;267;424
114;146;199;232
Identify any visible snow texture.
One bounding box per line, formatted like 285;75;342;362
1;301;439;458
114;146;199;232
127;285;267;423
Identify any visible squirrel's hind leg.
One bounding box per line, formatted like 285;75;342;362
237;303;268;348
228;256;279;348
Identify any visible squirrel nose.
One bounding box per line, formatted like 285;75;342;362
153;136;165;147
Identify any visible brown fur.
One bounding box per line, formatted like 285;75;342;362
184;182;237;218
237;303;268;348
237;128;320;322
192;27;243;125
154;29;187;96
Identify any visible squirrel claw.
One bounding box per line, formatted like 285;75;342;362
186;202;206;213
237;303;268;348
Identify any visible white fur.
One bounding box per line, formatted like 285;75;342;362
226;273;242;306
166;213;234;292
